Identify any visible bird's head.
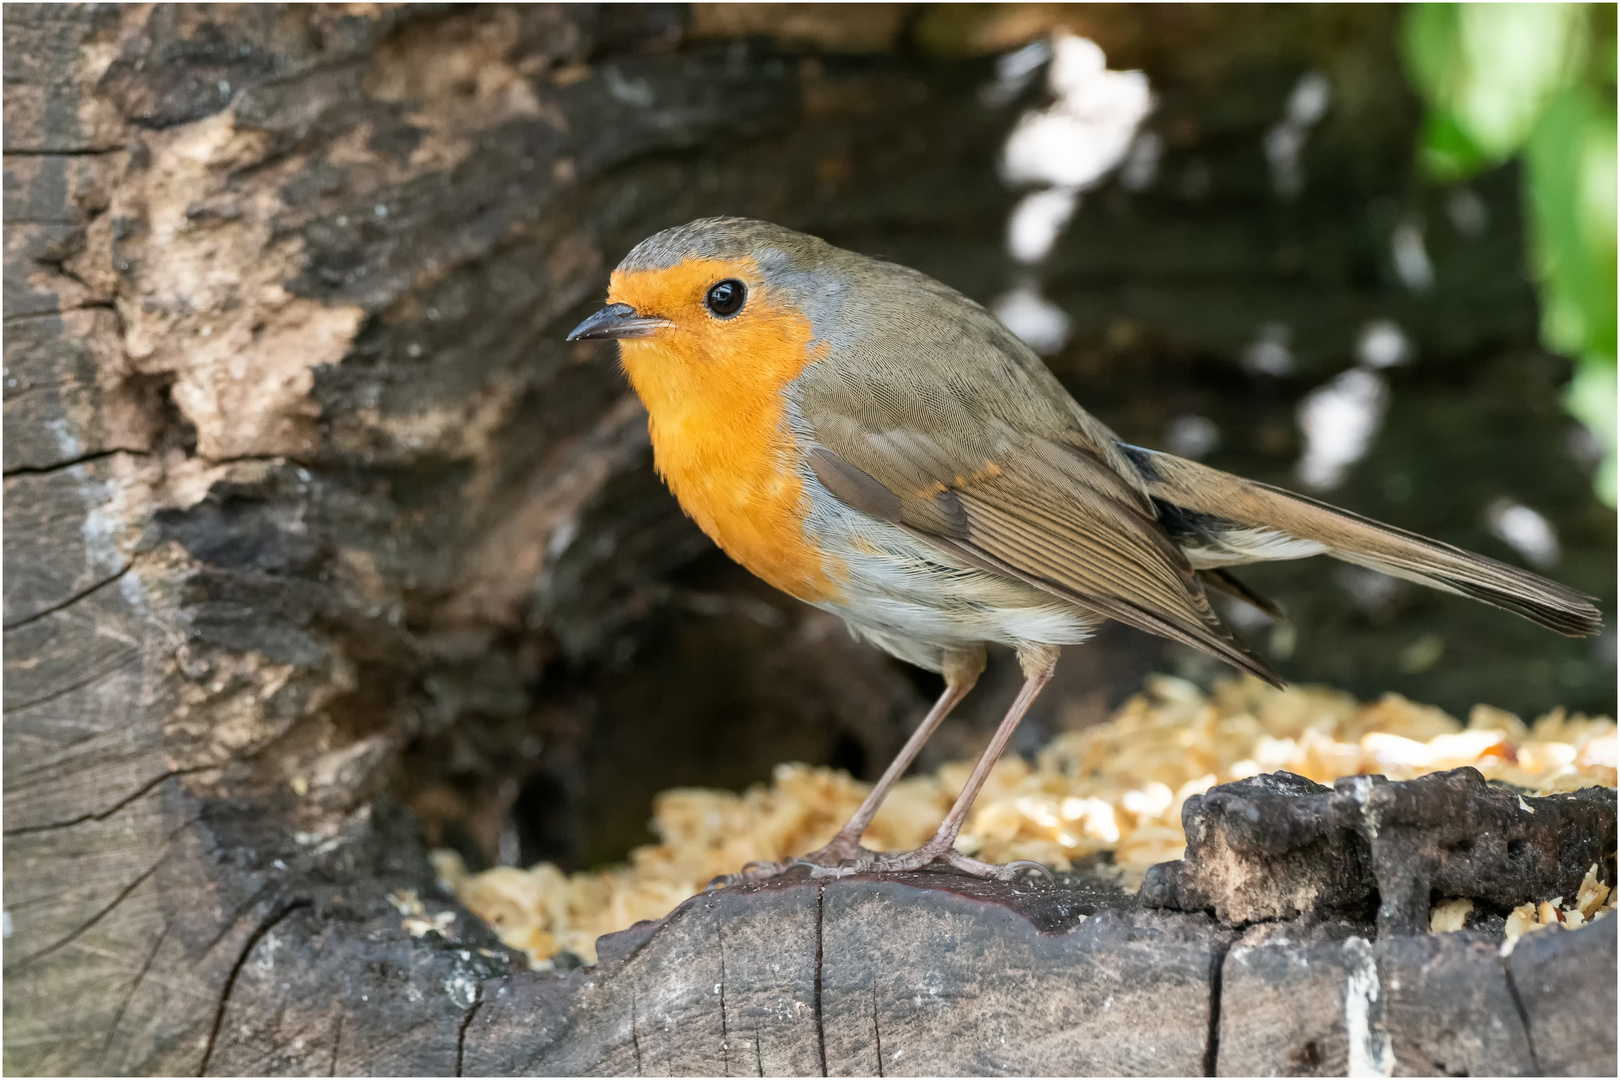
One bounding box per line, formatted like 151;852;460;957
566;218;847;417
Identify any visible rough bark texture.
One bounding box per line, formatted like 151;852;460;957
466;873;1229;1077
1141;768;1618;934
460;871;1618;1077
450;768;1618;1077
4;4;1615;1076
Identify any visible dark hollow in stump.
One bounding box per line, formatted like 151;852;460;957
5;4;1616;1076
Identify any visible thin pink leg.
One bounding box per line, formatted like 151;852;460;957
809;674;976;860
866;644;1060;879
716;648;983;886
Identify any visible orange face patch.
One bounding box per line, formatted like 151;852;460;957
608;257;843;603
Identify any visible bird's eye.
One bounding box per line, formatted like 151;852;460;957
705;279;746;317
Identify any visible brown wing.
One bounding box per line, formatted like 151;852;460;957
805;433;1280;685
789;253;1276;682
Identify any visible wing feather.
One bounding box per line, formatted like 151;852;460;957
805;436;1278;684
789;269;1274;681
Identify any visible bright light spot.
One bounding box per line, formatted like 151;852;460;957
1120;782;1173;818
1007;187;1080;264
1263;71;1331;197
1242;321;1295;376
999;39;1053;82
1120;131;1162;191
1017;797;1061;828
1391;221;1434;290
1355;319;1412;369
1166;414;1220;459
547;517;580;558
1269;622;1298;659
1446;187;1488;237
1441;3;1585;157
981;39;1052;107
1486;499;1561;569
993;35;1151;355
1001;35;1153;191
1287;71;1332;126
993;283;1071;355
1056;796;1120;842
1296;367;1388;490
1263;124;1306;193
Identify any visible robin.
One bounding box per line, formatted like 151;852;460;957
567;217;1602;882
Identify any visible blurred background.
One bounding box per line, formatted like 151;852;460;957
51;3;1612;877
416;2;1617;874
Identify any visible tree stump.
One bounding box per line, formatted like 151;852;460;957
4;5;1614;1075
460;872;1617;1077
453;768;1615;1076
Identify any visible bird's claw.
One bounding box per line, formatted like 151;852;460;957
705;843;874;889
988;858;1055;885
705;859;791;889
706;843;1053;889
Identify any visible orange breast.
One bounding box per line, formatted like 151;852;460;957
610;259;844;604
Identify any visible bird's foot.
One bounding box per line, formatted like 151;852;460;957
707;836;1052;889
853;839;1054;884
706;835;880;889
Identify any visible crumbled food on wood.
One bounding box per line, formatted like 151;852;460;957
1503;903;1540;949
437;676;1616;965
401;910;456;939
1430;897;1473;932
1500;864;1618;955
386;888;425;917
391;884;457;937
1575;862;1612;918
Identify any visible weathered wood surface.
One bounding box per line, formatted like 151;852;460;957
461;870;1617;1077
470;874;1225;1077
1143;769;1618;934
4;4;1615;1076
453;770;1615;1077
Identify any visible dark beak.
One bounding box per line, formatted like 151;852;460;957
565;303;673;341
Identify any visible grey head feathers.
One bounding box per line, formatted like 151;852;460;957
619;216;836;275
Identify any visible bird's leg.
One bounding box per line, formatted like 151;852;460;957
793;674;975;867
859;644;1059;881
711;649;982;887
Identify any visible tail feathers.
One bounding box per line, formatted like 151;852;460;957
1123;445;1604;639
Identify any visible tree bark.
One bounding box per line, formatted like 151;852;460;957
459;869;1617;1077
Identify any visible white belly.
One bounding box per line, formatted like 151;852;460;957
800;478;1098;673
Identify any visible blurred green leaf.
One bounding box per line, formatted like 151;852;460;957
1401;3;1462;106
1402;4;1617;505
1405;3;1585;165
1567;361;1618;504
1416;110;1491;182
1526;86;1618;360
